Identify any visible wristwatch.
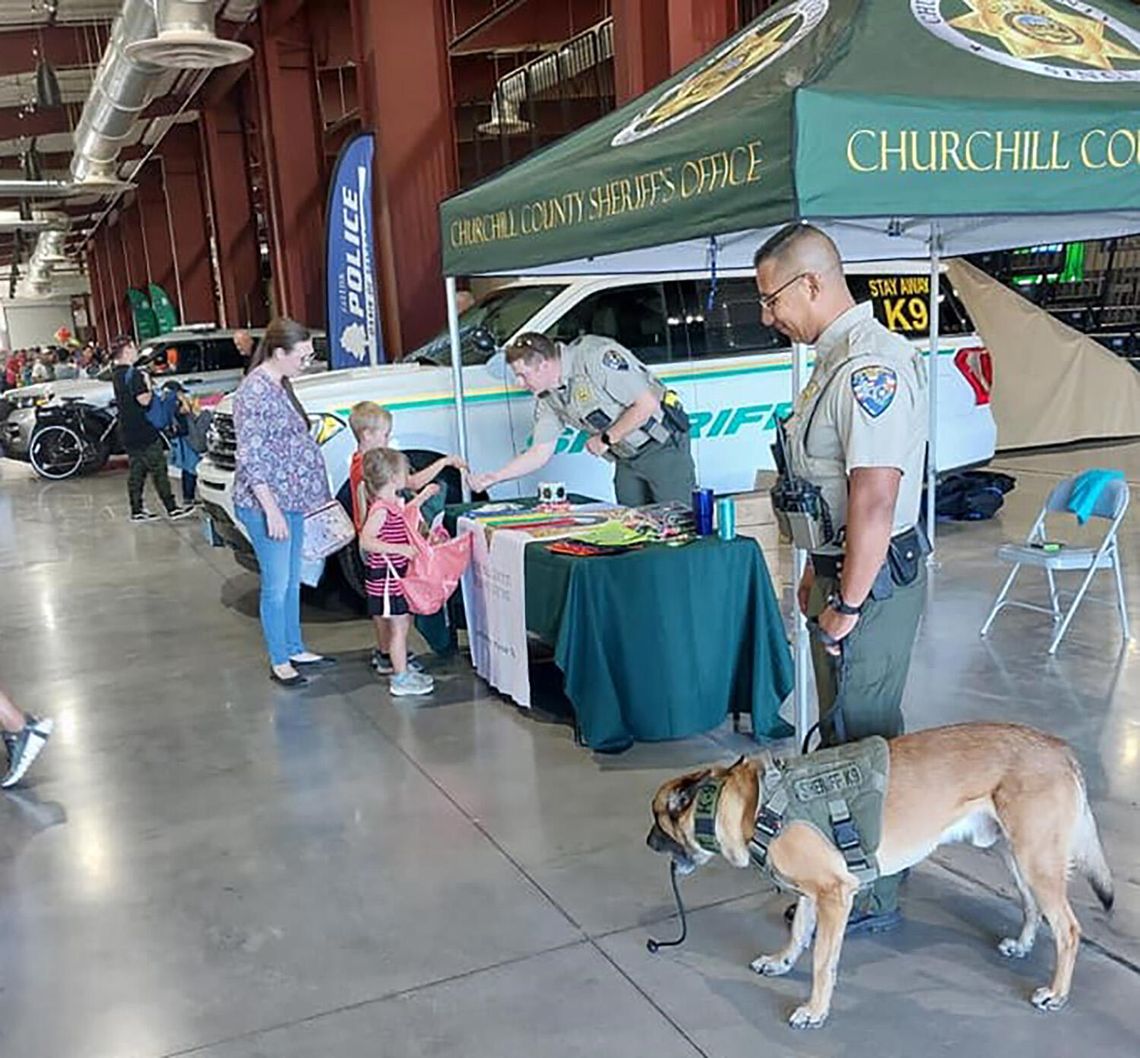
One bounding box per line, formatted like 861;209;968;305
600;430;613;447
829;591;863;616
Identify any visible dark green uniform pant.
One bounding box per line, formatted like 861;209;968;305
808;565;926;914
613;433;696;506
127;440;176;516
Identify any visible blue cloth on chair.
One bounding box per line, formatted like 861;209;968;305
1067;469;1124;524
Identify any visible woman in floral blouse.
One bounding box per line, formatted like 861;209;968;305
233;317;333;687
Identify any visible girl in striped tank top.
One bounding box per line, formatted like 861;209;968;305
360;448;439;696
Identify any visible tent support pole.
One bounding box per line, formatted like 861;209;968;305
445;276;472;501
791;340;812;752
926;223;942;562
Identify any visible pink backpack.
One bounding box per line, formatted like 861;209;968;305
393;505;473;616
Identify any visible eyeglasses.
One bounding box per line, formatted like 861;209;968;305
757;272;809;311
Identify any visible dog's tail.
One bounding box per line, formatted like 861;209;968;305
1070;763;1114;912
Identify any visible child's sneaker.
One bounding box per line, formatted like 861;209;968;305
1;714;54;788
390;671;434;697
371;650;424;675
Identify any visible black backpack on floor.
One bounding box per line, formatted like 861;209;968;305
935;471;1016;521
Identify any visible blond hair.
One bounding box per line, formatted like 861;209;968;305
349;400;392;442
362;447;409;498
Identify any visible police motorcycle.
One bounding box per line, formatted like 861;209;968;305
28;397;123;481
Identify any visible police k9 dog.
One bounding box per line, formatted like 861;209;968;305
646;723;1113;1029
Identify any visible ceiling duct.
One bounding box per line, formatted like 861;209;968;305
125;1;252;69
16;229;67;297
23;0;254;295
0;179;80;198
70;0;162;187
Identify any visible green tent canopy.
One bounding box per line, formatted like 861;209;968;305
441;0;1140;276
438;0;1140;748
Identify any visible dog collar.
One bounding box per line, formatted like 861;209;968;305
691;776;726;855
692;761;787;859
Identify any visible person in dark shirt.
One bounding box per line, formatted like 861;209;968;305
110;335;194;524
234;328;255;375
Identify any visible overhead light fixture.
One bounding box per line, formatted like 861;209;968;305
35;59;62;110
22;143;44;182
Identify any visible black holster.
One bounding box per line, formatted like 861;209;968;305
886;525;929;588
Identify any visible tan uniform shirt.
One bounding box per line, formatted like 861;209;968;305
785;301;928;537
531;335;669;460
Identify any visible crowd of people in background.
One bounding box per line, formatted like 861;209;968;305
0;341;110;392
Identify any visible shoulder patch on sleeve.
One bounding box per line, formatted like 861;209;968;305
601;348;630;371
850;365;897;418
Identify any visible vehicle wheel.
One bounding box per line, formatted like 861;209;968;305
29;424;85;480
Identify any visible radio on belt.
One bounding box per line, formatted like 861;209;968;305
768;415;834;551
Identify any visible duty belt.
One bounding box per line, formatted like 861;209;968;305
811;525;926;586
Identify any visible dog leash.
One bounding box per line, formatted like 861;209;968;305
646;860;688;953
802;617;851;754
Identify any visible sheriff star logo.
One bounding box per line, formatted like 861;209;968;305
951;0;1140;70
611;0;829;146
912;0;1140;81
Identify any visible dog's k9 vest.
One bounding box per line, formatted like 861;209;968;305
693;737;890;891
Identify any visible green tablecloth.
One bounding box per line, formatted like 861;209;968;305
524;537;794;751
449;501;794;752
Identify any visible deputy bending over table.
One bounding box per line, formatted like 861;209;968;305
467;332;696;505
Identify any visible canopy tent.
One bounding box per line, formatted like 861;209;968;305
437;0;1140;745
442;0;1140;276
948;257;1140;450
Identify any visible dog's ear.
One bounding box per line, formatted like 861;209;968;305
666;769;711;819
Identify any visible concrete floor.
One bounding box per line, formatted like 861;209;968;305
0;444;1137;1058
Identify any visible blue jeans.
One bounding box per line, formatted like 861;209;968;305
236;506;308;666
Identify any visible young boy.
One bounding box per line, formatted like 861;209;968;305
359;449;438;696
347;401;464;675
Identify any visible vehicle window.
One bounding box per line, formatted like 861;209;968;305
200;338;246;372
689;277;789;358
847;274;975;338
148;341;201;375
546;282;682;364
409;284;568;365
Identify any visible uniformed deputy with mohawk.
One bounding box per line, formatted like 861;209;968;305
468;332;696;505
757;222;929;936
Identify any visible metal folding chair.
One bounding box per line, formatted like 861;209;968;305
979;475;1130;655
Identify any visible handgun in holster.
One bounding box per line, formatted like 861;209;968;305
661;389;690;436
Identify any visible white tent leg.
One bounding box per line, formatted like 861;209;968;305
926;223;941;562
445;276;471;501
791;340;811;752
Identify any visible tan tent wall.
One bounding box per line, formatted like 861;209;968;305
947;259;1140;452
